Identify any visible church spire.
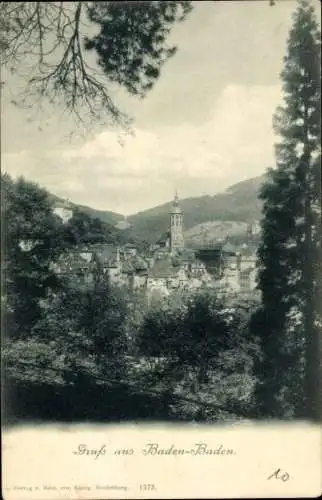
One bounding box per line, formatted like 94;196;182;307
171;189;182;214
170;189;184;251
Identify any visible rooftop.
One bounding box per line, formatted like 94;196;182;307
149;258;182;279
169;191;183;215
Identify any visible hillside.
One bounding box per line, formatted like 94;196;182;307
126;174;266;244
75;204;124;227
185;220;249;247
50;195;148;250
0;178;135;248
47;192;122;225
47;174;266;246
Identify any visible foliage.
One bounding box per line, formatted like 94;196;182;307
2;174;64;337
127;175;266;244
85;1;192;97
62;208;121;245
252;0;321;420
135;290;260;420
2;172;265;423
1;171;268;423
4;275;129;387
1;173;129;339
1;1;192;127
0;1;279;129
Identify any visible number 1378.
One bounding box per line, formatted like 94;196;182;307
139;484;156;491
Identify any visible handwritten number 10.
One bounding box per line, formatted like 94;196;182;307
268;468;290;482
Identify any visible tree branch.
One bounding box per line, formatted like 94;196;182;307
0;1;131;130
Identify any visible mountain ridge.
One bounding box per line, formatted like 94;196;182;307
50;173;267;245
126;174;266;243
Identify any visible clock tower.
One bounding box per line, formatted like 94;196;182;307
170;191;184;251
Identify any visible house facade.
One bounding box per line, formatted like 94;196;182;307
52;190;259;299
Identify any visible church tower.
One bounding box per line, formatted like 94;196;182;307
170;191;184;251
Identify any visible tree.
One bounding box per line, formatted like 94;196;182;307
3;271;126;379
2;174;117;338
2;174;65;337
2;271;132;421
1;1;281;129
253;0;321;420
135;290;259;421
62;209;119;245
1;1;192;128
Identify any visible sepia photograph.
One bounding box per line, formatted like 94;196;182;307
1;0;321;498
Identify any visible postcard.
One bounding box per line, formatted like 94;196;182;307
1;0;321;498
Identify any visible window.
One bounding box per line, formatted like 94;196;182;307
240;274;250;290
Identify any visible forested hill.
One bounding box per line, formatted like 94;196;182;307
73;203;124;227
125;174;266;243
49;198;126;246
2;173;266;248
2;174;136;249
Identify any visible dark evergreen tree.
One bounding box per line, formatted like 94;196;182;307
253;0;321;420
85;1;192;97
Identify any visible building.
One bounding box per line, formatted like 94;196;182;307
115;215;131;231
146;191;222;298
218;242;258;295
52;188;259;299
170;191;184;252
53;199;73;224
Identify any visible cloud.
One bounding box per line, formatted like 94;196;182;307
3;84;282;215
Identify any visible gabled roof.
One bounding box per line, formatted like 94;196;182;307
155;247;169;254
77;244;92;253
176;248;196;262
122;261;135;274
239;248;255;258
149;258;182;279
94;244;117;264
222;242;237;254
130;255;149;271
54;198;72;209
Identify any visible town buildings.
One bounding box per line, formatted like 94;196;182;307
52;192;259;298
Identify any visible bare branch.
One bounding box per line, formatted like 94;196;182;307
0;1;131;130
1;1;194;132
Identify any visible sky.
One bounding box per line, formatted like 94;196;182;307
2;0;320;215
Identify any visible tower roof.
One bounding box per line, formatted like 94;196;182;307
170;190;182;214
